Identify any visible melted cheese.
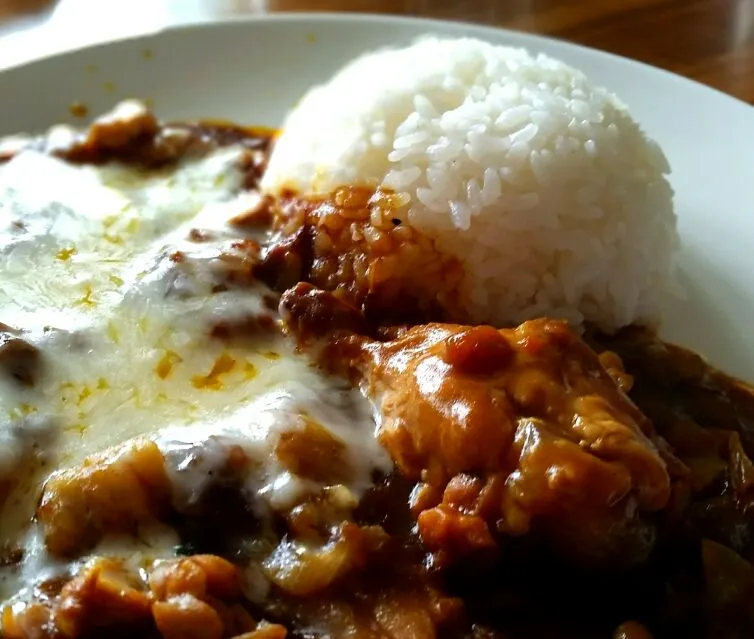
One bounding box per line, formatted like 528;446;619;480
0;141;390;601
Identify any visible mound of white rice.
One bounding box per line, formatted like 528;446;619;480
262;37;679;330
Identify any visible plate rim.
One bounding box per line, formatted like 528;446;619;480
1;11;752;113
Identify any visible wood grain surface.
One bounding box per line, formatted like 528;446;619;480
268;0;754;103
0;0;753;103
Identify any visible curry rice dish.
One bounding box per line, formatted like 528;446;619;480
0;40;753;639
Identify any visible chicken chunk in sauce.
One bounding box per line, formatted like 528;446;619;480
280;283;685;567
38;440;172;557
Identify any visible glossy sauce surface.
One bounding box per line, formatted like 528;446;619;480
1;103;754;639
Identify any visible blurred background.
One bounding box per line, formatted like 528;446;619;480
0;0;752;102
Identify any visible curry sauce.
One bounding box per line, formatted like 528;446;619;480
0;102;752;639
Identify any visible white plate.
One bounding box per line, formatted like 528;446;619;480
2;14;753;379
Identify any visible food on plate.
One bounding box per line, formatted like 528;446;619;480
263;37;679;330
281;283;680;567
0;37;752;639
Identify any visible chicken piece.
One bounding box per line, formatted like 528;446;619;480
60;100;160;163
38;439;172;557
281;284;680;566
3;555;285;639
54;558;153;637
149;554;242;602
3;559;152;639
150;555;285;639
259;186;464;323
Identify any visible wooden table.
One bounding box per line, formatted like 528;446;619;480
0;0;753;104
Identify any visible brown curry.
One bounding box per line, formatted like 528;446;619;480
0;103;752;639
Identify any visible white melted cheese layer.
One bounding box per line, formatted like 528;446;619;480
0;146;390;600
